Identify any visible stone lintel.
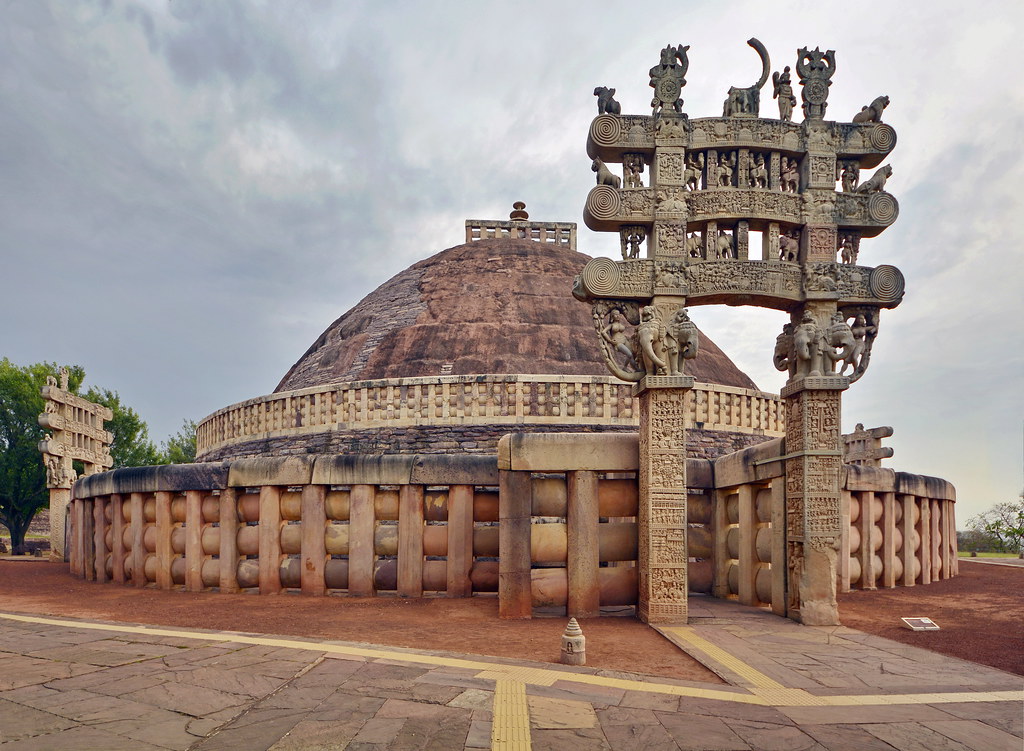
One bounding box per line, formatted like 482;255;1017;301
780;375;849;398
632;375;695;396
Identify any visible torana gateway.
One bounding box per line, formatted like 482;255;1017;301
67;40;956;627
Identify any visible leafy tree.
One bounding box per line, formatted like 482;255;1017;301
84;387;163;468
161;419;197;464
0;359;175;554
967;497;1024;554
0;360;83;554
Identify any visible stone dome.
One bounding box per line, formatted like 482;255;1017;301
276;238;758;392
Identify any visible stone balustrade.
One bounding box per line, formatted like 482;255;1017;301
71;432;956;621
195;375;786;460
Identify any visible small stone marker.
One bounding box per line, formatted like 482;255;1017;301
560;617;586;665
900;617;939;631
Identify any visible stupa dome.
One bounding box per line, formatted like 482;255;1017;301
276;238;757;391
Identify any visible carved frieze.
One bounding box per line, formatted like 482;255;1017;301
686;189;801;223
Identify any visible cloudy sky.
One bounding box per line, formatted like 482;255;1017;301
2;0;1022;522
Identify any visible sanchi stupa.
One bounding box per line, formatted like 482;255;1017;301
62;38;957;627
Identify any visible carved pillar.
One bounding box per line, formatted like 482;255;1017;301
737;148;750;188
636;375;692;624
782;371;848;625
48;488;71;562
736;221;749;261
763;221;780;261
704;221;717;259
769;151;781;191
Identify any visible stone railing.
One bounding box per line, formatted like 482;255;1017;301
195;375;785;460
71;433;955;621
464;219;576;249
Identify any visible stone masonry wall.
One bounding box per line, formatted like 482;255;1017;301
198;423;773;463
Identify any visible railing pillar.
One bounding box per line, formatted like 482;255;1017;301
498;470;532;619
447;485;474;597
398;485;424;598
348;485;375;596
155;491;173;589
258;486;282;594
300;485;327;596
567;470;600;618
218;488;239;592
130;493;145;587
185;490;203;592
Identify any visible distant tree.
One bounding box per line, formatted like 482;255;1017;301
967;497;1024;554
956;528;1000;554
0;360;167;554
160;419;197;464
83;387;163;468
0;360;84;554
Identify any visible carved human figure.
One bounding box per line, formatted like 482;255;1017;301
716;152;736;187
779;231;799;262
600;312;637;369
749;153;768;188
848;313;878;379
840;161;859;192
594;86;622;115
622;226;645;259
780;157;799;193
683;153;704;191
772;66;796;121
716;230;733;259
855;164;891;194
592;158;621;189
634;306;667;375
852;95;889;124
623;154;645;188
839;233;859;265
773;323;796;378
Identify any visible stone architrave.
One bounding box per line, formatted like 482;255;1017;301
38;370;113;561
577;38;904;625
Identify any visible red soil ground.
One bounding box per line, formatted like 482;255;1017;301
0;559;1019;679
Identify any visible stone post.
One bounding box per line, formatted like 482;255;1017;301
781;373;848;625
48;488;71;562
635;375;692;624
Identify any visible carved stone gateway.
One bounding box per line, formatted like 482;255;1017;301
574;39;902;624
38;368;113;561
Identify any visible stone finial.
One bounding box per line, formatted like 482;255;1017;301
560;617;586;665
509;202;529;221
795;46;836;120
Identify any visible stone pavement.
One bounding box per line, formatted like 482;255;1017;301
0;598;1020;750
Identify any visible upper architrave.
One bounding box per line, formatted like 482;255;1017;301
575;39;903;386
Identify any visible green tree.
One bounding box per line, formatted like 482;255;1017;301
0;360;170;554
160;419;197;464
84;387;163;468
0;360;83;554
967;497;1024;554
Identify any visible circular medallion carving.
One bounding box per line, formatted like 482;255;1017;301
655;77;681;103
581;257;620;296
869;124;897;151
805;80;829;104
867;192;899;224
585;185;622;221
589;115;621;146
869;265;905;302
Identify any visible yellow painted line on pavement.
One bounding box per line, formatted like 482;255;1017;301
2;612;1019;710
659;625;786;689
491;678;531;750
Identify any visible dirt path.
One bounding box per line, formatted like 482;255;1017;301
2;559;1020;679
